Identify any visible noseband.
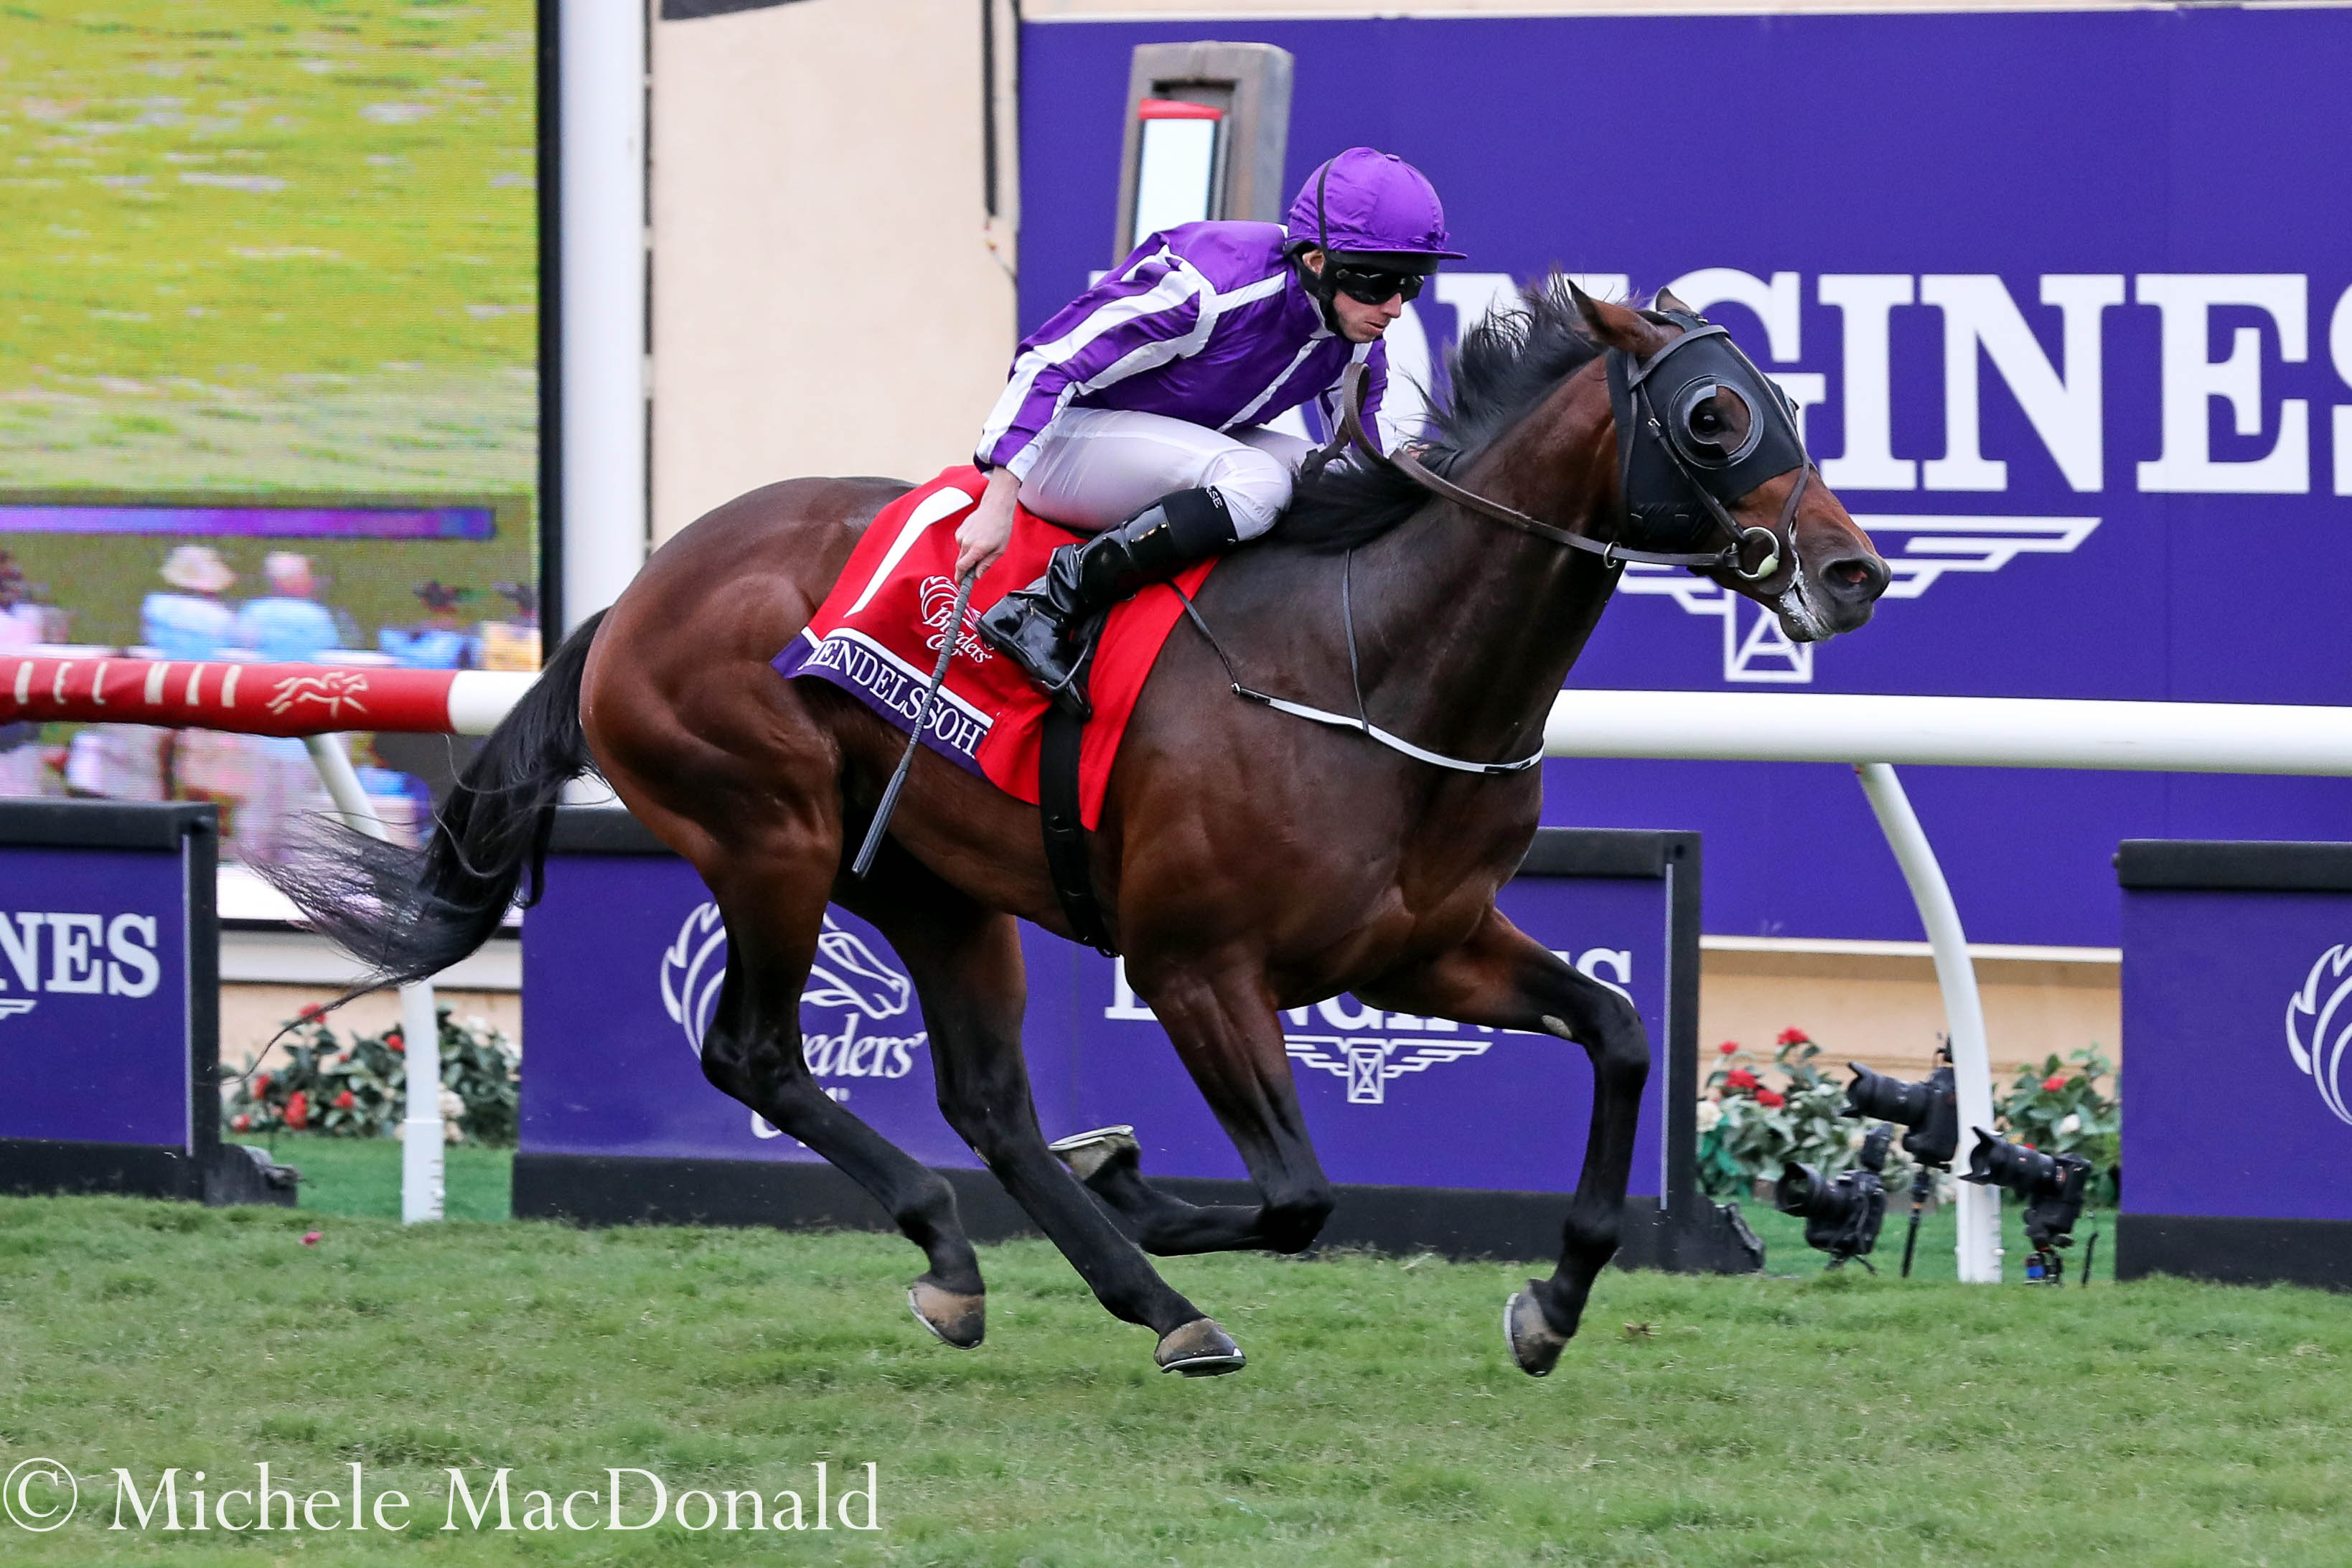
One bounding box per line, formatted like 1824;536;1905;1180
1333;308;1814;583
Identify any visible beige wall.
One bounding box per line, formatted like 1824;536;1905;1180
1700;943;2120;1086
649;0;1018;544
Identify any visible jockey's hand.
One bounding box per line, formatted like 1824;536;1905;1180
955;467;1021;578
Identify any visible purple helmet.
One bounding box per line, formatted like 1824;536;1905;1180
1285;147;1467;267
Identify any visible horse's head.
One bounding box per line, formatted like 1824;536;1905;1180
1570;283;1888;642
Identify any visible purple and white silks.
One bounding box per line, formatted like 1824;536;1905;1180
975;222;1390;481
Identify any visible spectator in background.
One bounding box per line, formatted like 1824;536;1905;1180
141;545;237;659
0;553;40;652
234;551;340;662
0;555;43;795
380;581;480;670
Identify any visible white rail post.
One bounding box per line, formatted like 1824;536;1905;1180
1854;764;2000;1282
302;733;445;1224
558;0;649;632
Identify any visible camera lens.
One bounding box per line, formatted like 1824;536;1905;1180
1845;1064;1930;1124
1962;1129;2063;1194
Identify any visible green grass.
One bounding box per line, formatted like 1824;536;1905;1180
256;1132;2104;1287
3;1190;2348;1564
0;1;536;493
248;1130;513;1224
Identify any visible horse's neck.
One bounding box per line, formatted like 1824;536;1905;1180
1345;426;1618;765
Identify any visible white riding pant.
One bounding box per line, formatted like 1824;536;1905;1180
1015;408;1316;540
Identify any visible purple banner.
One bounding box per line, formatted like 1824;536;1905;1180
523;850;1671;1198
0;845;190;1148
2122;886;2352;1222
522;855;1009;1168
1018;11;2352;949
0;503;495;540
772;628;995;777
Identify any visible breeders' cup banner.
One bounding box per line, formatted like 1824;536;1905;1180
1021;10;2352;949
522;840;1672;1200
2121;879;2352;1228
0;845;189;1150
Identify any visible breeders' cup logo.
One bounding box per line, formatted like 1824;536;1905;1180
2286;944;2352;1127
660;903;927;1083
919;576;992;664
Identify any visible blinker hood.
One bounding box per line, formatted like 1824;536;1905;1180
1606;314;1809;553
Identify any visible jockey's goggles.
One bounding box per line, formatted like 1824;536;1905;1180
1327;264;1426;306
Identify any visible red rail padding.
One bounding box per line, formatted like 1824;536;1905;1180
0;654;464;738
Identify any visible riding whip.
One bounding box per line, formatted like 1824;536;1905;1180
851;565;977;878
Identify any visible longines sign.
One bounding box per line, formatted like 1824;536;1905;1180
0;802;216;1191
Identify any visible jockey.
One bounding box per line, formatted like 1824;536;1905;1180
961;146;1466;713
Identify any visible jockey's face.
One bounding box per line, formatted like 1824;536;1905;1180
1302;250;1410;344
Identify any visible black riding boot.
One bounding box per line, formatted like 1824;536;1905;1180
978;487;1240;717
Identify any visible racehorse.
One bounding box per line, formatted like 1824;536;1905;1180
275;283;1889;1378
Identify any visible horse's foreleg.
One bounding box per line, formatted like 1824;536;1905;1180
1077;963;1338;1259
698;853;988;1346
834;848;1230;1371
1355;906;1649;1377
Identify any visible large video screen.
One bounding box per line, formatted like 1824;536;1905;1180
0;1;538;852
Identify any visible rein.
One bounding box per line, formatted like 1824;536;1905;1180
1180;309;1814;779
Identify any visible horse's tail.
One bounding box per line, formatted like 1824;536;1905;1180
262;609;607;1003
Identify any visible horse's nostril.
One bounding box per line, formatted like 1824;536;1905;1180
1823;554;1890;598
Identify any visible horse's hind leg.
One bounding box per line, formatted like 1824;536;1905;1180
1353;906;1649;1377
697;853;989;1348
835;845;1237;1374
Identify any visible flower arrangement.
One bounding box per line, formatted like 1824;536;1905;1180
1695;1029;1867;1200
1695;1029;2122;1204
224;1005;520;1146
1997;1046;2121;1202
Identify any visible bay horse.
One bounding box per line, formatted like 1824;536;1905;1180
276;283;1889;1378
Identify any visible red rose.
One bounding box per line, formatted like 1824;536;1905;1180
1716;1041;1739;1056
1724;1068;1759;1092
298;1003;326;1022
254;1073;272;1094
284;1092;309;1131
390;1038;405;1054
1776;1028;1809;1046
231;1114;250;1132
1756;1088;1785;1108
334;1091;356;1111
2041;1074;2068;1092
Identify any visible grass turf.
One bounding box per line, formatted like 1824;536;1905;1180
1;0;535;494
4;1181;2344;1564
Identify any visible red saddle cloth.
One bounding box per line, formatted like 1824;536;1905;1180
771;466;1214;830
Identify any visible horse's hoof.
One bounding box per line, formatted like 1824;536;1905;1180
1505;1283;1569;1378
1046;1125;1139;1186
1154;1317;1245;1377
906;1281;985;1350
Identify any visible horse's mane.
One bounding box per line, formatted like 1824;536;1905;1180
1278;273;1608;553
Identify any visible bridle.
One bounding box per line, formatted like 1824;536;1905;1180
1328;307;1814;585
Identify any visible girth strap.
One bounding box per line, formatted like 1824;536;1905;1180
1038;699;1118;956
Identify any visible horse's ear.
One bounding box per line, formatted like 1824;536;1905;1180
1652;286;1696;317
1567;279;1662;354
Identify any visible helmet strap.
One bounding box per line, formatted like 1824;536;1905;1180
1303;159;1345;334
